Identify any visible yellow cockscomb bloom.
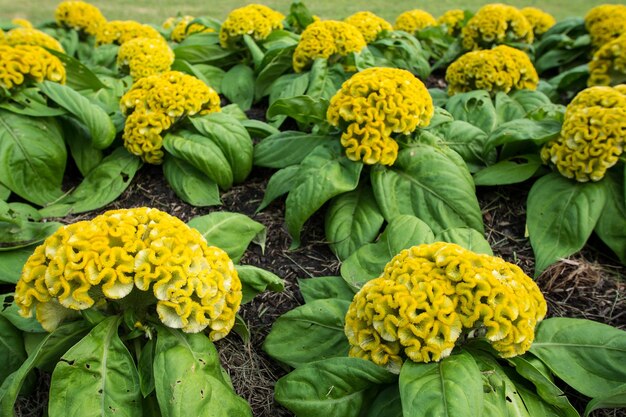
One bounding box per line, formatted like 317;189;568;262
2;27;64;52
585;4;626;50
219;4;284;48
0;44;66;90
446;45;539;95
117;37;174;79
461;3;533;50
169;15;214;42
292;20;366;73
344;11;392;44
589;33;626;86
96;20;162;45
327;67;433;166
437;9;466;36
344;242;547;371
520;7;556;38
55;1;107;36
11;18;33;28
15;207;242;337
394;9;437;34
541;85;626;182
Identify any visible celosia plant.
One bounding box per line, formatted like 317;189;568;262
95;20;162;45
169;15;214;42
55;0;107;37
588;33;626;86
0;44;66;90
584;4;626;50
219;4;284;49
11;18;33;28
344;11;392;44
117;36;174;79
520;7;556;38
394;9;437;34
446;45;539;95
461;3;533;50
1;27;65;52
436;8;466;36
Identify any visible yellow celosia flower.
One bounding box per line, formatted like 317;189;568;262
588;33;626;86
2;27;64;52
15;207;242;337
446;45;539;95
96;20;162;46
120;71;221;164
394;9;437;34
541;85;626;182
461;3;533;50
585;4;626;50
520;7;556;38
0;44;66;89
327;67;433;166
292;20;366;73
344;242;547;371
169;15;214;42
219;4;284;48
117;37;174;79
11;18;33;28
437;9;466;36
344;11;392;44
55;1;107;37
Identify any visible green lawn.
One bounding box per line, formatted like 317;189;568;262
1;0;620;26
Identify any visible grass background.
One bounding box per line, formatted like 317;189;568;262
1;0;623;26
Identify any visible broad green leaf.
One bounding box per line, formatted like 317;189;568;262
509;90;554;114
495;92;526;124
372;145;484;234
0;246;37;284
306;59;344;101
268;73;310;127
435;227;493;255
473;155;543;186
325;185;384;261
170;60;225;93
0;315;26;386
267;95;329;127
163;155;221;207
0;88;67;117
584;384;626;416
263;299;351;367
516;384;575;417
62;118;103;177
487;119;562;149
262;30;299;50
138;338;155;398
594;172;626;264
445;90;497;133
254;131;334;168
235;265;284;303
233;314;250;344
399;352;483;417
241;119;280;139
0;184;8;201
365;385;403;417
430;120;494;171
274;357;396;417
527;173;607;275
257;166;300;212
0;293;44;332
46;49;107;91
298;276;355;304
0;210;62;250
255;46;295;100
38;81;116;149
187;212;266;263
287;1;316;31
530;317;626;399
173;44;236;65
285;143;362;248
221;64;255;111
0;110;65;206
242;34;264;68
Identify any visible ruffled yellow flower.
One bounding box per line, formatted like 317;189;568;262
461;3;533;50
169;15;214;42
120;71;221;164
15;207;242;337
219;4;284;48
96;20;162;46
394;9;436;34
292;20;366;73
520;7;556;38
585;4;626;50
55;1;107;36
11;18;33;28
344;11;392;44
589;33;626;86
2;27;64;52
446;45;538;95
344;242;547;371
437;9;466;36
541;85;626;182
327;67;433;166
117;37;174;79
0;44;66;90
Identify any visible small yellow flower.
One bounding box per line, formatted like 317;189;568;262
168;15;214;42
589;33;626;86
461;3;533;50
344;11;392;44
55;1;107;36
2;27;64;52
585;4;626;51
0;44;66;90
96;20;162;46
394;9;437;34
117;37;174;79
520;7;556;38
11;18;33;28
437;9;466;36
219;4;284;49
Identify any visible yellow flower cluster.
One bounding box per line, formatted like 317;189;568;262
541;85;626;182
292;20;366;73
461;3;533;50
15;208;242;337
11;18;33;28
446;45;539;95
585;4;626;50
520;7;556;38
344;11;392;44
1;27;64;52
117;37;174;79
169;15;214;42
96;20;162;46
437;9;466;36
219;4;284;48
588;33;626;86
55;1;107;36
394;10;437;34
344;243;547;371
0;44;66;90
120;71;221;164
327;67;433;166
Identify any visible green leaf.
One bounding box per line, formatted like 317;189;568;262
235;265;284;303
0;246;37;284
274;357;396;417
473;155;543;186
435;227;493;255
445;90;497;133
306;59;344;101
325;185;384;261
254;131;334;168
430;120;494;171
365;384;403;417
298;276;355;304
495;91;526;124
0;315;26;386
584;384;626;416
0;293;44;332
527;173;607;275
0;88;67;117
594;172;626;264
267;95;329;127
509;90;554;114
257;166;300;212
38;81;116;149
255;46;295;100
173;43;236;65
62;118;103;177
46;49;107;91
242;35;264;68
241;119;280;139
263;299;351;368
187;212;266;264
530;317;626;399
0;110;65;206
268;73;310;127
0;207;62;250
487;119;562;149
138;338;155;397
170;60;225;93
163;155;221;207
221;64;255;111
285;143;362;248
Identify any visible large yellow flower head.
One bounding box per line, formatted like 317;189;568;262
446;45;539;96
344;242;547;371
327;67;433;166
120;71;221;164
55;1;107;37
588;33;626;86
461;3;533;50
292;20;366;73
169;15;214;42
219;4;284;49
1;27;65;52
117;37;174;79
394;9;437;34
520;7;556;38
585;4;626;51
15;207;242;338
541;85;626;182
437;9;466;36
96;20;162;46
344;11;392;44
0;44;66;90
